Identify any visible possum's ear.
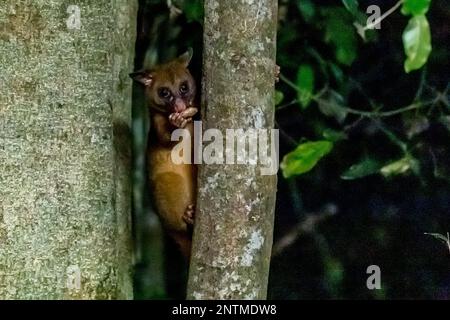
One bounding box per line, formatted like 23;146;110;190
129;70;153;86
177;48;193;67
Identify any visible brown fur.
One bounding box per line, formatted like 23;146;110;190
131;51;197;258
148;120;196;257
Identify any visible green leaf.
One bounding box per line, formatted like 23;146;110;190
328;63;344;84
341;0;359;16
323;257;344;295
322;7;358;65
297;0;316;23
402;15;432;73
404;115;430;138
183;0;204;23
341;158;381;180
280;141;333;178
380;156;419;177
401;0;432;16
317;90;348;123
322;128;348;142
275;90;284;106
296;65;315;109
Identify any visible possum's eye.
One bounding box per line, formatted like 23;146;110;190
158;87;171;99
179;82;189;95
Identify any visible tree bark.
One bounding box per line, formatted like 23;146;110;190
0;1;137;299
187;0;278;299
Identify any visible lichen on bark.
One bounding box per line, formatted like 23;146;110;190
0;0;137;299
187;0;278;300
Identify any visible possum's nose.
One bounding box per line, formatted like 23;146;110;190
174;98;187;113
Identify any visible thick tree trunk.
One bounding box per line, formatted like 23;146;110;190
187;0;278;299
0;1;137;299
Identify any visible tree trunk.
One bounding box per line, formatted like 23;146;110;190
0;1;137;299
187;0;278;299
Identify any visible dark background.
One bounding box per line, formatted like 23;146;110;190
131;0;450;299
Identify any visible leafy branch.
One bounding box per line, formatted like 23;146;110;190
353;0;404;39
279;73;439;119
277;70;447;180
344;0;433;72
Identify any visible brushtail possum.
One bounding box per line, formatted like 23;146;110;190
130;50;198;258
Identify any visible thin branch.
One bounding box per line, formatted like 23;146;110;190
280;73;436;118
279;73;298;92
371;119;408;152
343;115;365;133
276;99;298;111
274;119;298;147
414;68;427;102
424;232;450;255
272;204;338;257
315;99;431;118
349;78;377;109
360;0;403;32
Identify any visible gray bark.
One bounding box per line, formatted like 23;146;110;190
0;0;137;299
187;0;278;299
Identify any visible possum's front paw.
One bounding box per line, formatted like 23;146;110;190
180;107;198;118
169;107;197;128
169;112;190;128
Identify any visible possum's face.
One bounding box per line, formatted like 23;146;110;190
130;51;196;114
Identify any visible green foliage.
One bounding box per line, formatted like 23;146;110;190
296;64;314;109
323;257;344;297
182;0;204;24
342;154;423;180
342;0;434;72
328;62;344;84
280;141;333;178
341;158;381;180
321;7;358;66
404;115;430;138
402;15;432;73
317;90;348;123
401;0;432;16
400;0;433;72
341;0;359;16
277;0;444;185
296;0;316;23
380;156;420;178
275;90;284;106
322;128;347;142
